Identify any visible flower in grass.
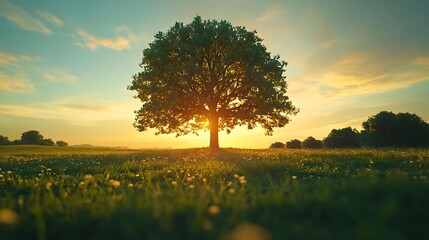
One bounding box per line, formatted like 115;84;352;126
291;176;298;180
228;188;236;194
45;182;53;190
171;181;177;186
127;183;134;187
84;174;93;181
0;209;19;225
110;180;121;187
208;205;220;215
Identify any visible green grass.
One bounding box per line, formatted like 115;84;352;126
1;146;429;240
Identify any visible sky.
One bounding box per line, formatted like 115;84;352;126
1;0;428;149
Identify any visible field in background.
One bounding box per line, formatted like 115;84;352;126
1;146;429;240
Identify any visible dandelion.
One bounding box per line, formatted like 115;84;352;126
189;184;195;189
233;174;239;178
228;188;235;194
291;175;298;180
186;176;194;182
7;170;12;174
202;178;207;183
0;209;19;225
84;174;93;181
45;182;53;190
171;181;177;186
110;180;121;187
79;181;85;187
208;205;220;214
135;174;140;177
128;183;134;187
239;176;246;181
240;179;247;184
0;174;4;180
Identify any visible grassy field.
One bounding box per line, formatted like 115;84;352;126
0;146;428;240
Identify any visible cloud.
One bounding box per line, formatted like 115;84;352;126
0;52;42;65
303;50;429;99
38;11;63;26
75;30;132;51
0;73;34;93
0;99;139;126
42;69;78;83
0;0;51;34
257;8;279;23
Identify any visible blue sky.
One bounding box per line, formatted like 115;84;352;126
1;0;428;148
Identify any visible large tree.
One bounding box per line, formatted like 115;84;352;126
129;16;298;149
21;130;44;145
361;111;429;147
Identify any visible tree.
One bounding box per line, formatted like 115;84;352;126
302;136;323;149
21;130;44;145
56;140;69;147
41;138;55;146
129;16;298;149
286;139;302;149
270;142;285;149
362;111;429;147
0;135;10;145
324;127;360;148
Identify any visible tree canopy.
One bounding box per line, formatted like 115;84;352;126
129;16;298;149
324;127;360;148
361;111;429;147
270;142;285;149
286;139;302;149
302;136;323;149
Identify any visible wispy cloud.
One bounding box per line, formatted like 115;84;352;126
0;99;138;126
73;25;146;51
38;11;63;26
75;30;131;51
257;8;279;23
42;69;78;83
0;0;52;34
0;73;34;93
0;52;42;65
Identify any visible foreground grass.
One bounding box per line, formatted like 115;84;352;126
0;146;428;240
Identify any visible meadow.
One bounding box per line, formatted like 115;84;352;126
0;146;428;240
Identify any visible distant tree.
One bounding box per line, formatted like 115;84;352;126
41;138;55;146
270;142;285;149
21;130;45;145
56;140;69;147
0;135;10;145
324;127;360;148
362;111;429;147
129;16;298;149
302;136;323;149
12;139;21;145
286;139;302;149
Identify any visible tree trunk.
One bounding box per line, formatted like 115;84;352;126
209;115;219;149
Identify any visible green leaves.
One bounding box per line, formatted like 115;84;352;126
129;16;298;142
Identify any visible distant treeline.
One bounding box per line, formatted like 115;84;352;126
0;130;68;147
270;111;429;149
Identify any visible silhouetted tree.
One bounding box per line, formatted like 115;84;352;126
302;136;323;149
0;135;10;145
41;138;55;146
21;130;45;145
362;111;429;147
129;16;298;149
286;139;302;149
56;140;69;147
270;142;285;149
324;127;360;148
